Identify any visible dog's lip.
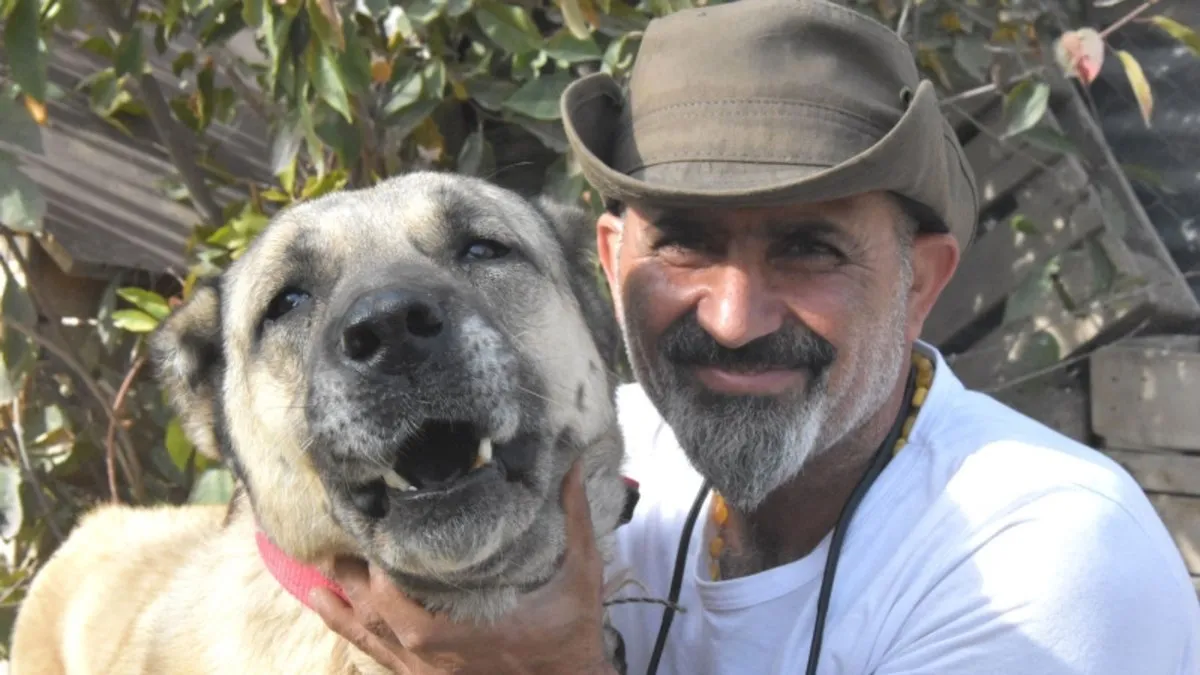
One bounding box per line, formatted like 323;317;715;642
385;459;506;501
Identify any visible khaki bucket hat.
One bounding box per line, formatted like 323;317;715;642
560;0;980;251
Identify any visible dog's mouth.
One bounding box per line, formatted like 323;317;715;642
379;419;500;493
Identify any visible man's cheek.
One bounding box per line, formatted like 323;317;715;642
620;262;685;342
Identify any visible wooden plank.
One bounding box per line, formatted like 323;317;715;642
945;231;1161;390
1147;493;1200;577
960;117;1057;214
1090;336;1200;451
923;159;1100;347
989;366;1090;443
1103;449;1200;496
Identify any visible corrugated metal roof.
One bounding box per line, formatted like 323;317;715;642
1;22;273;280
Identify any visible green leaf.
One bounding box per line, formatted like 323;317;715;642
300;169;349;199
1019;126;1078;156
544;153;587;205
1148;16;1200;56
337;29;372;97
0;152;46;233
0;92;44;154
165;417;194;473
465;77;517;112
404;0;442;25
242;0;264;27
385;99;440;141
559;0;592;39
316;113;362;169
510;114;569;152
423;59;447;99
270;111;305;177
544;30;602;63
601;30;641;76
444;0;472;17
4;0;47;102
189;467;235;504
309;44;353;122
951;35;990;83
172;51;196;77
382;69;423;117
111;309;160;333
473;0;542;54
114;28;146;77
80;35;115;59
0;255;35;404
0;462;22;542
381;6;415;49
1001;80;1050;140
1009;213;1039;236
456;129;486;175
306;0;345;51
502;72;573;121
116;287;171;320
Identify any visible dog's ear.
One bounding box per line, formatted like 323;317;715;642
532;196;624;381
148;279;225;461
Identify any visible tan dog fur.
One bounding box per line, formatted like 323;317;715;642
9;172;630;674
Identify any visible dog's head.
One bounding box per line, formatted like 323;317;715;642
150;173;625;610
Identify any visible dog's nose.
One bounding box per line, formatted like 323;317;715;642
337;288;447;369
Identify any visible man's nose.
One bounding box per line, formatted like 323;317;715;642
695;264;784;348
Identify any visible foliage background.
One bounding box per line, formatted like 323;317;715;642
0;0;1196;658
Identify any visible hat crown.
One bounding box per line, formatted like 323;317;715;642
626;0;921;129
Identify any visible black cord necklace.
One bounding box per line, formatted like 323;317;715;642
644;362;919;675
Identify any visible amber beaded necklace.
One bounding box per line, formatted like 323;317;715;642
707;350;934;581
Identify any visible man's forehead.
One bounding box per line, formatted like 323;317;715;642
628;192;892;236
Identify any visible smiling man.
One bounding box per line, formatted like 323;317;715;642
312;1;1200;673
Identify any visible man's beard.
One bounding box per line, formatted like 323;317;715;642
617;274;911;512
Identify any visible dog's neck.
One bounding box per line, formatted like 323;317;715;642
255;529;348;611
252;476;643;613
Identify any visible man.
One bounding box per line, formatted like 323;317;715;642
311;0;1200;672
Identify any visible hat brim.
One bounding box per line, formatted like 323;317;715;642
560;73;979;251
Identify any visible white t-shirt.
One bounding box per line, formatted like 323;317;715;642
604;341;1200;674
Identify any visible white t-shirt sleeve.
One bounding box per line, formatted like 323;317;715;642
875;486;1196;674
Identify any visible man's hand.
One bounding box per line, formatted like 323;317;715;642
308;460;618;675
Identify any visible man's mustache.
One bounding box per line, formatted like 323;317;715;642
657;313;837;375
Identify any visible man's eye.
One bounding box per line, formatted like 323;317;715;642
780;239;843;260
265;287;311;321
461;239;511;262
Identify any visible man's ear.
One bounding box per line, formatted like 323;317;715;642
148;279;225;461
531;196;623;380
595;211;624;306
907;232;960;343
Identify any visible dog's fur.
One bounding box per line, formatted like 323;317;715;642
9;172;631;674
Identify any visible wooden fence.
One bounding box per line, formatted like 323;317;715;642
926;70;1200;599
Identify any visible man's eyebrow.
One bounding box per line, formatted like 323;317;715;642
764;218;850;241
648;211;725;237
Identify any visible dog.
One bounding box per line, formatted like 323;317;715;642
9;171;633;674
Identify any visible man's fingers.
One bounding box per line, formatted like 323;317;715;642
332;556;373;606
561;458;595;547
557;458;604;586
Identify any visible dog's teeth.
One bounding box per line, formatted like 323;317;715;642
473;437;493;469
382;469;412;491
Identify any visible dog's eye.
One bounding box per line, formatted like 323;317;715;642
264;287;310;321
460;239;511;262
